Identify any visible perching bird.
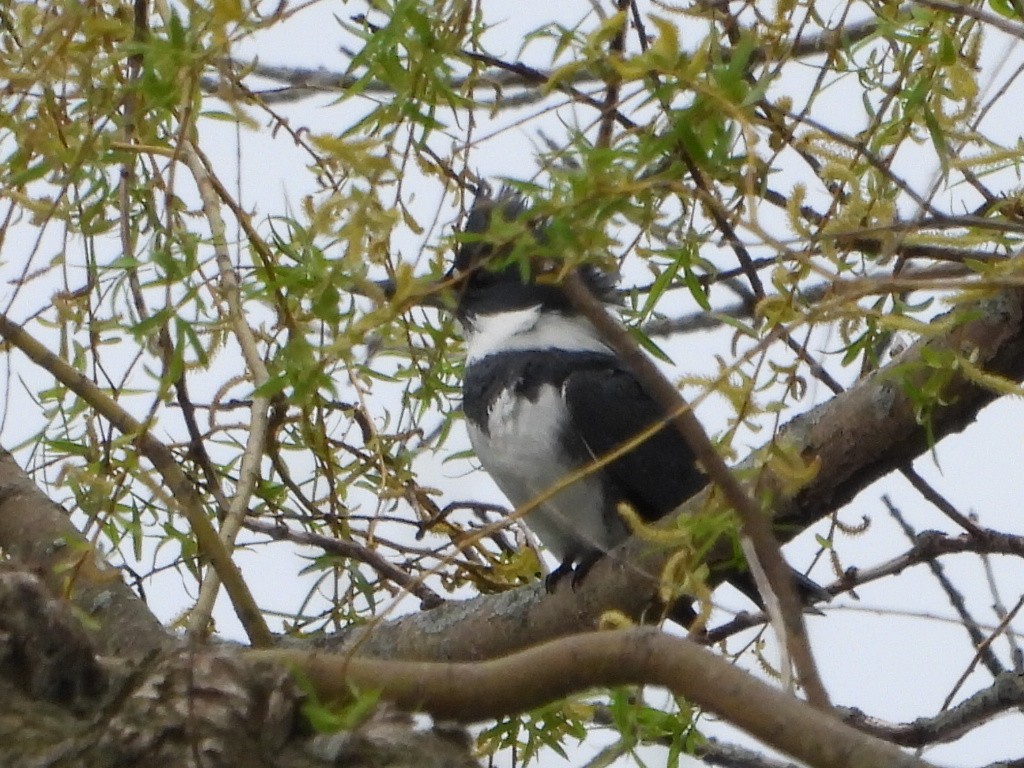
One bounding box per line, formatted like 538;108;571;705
451;187;824;615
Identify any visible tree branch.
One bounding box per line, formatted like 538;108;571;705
208;15;887;107
257;628;934;768
839;670;1024;747
0;450;170;658
178;139;274;638
562;271;830;708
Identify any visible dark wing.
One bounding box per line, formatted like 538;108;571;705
562;365;707;522
565;365;831;609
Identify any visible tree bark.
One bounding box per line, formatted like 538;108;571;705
0;567;480;768
0;449;171;659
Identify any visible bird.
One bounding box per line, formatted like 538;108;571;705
450;186;825;618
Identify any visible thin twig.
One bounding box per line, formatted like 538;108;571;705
940;594;1024;712
178;143;274;639
900;467;986;536
916;0;1024;41
595;0;630;151
561;272;831;710
885;497;1004;678
243;518;444;609
982;551;1024;672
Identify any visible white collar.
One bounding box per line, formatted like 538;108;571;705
464;306;611;363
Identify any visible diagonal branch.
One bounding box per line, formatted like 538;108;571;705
258;628;933;768
178;140;273;638
0;314;273;647
561;272;829;707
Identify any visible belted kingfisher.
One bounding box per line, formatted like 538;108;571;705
452;187;822;614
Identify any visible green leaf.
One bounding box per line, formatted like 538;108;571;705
9;160;50;186
45;439;91;456
922;106;949;175
683;266;711;311
630;326;674;364
175;317;210;368
938;32;957;65
988;0;1020;18
640;247;690;319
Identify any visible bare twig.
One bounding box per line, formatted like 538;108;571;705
243;518;444;609
884;497;1004;678
982;552;1024;672
900;467;986;536
596;0;630;150
915;0;1024;41
940;594;1024;712
711;526;1024;644
840;667;1024;747
205;15;887;107
837;529;1024;592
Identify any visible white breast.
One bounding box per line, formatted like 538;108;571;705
466;383;624;561
464;305;610;363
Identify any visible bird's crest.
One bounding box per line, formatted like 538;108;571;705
452;185;617;302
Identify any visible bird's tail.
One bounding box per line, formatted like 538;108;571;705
727;566;832;615
663;566;831;628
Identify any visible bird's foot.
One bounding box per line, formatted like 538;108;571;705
544;551;606;593
569;550;603;590
544;558;575;593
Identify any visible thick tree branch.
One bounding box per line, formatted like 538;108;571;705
0;450;170;658
782;288;1024;529
0;568;477;768
259;628;933;768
